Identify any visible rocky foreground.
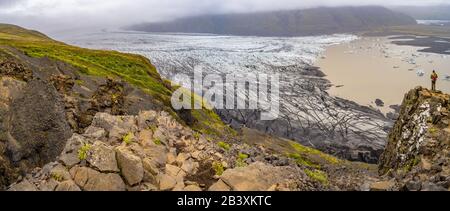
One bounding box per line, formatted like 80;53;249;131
8;86;449;191
6;110;378;191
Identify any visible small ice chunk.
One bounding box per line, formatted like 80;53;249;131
444;75;450;81
407;59;416;65
416;69;425;77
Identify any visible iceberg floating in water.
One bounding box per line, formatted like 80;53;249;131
407;59;416;65
416;69;425;77
444;75;450;81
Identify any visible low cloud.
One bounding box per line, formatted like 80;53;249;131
0;0;448;34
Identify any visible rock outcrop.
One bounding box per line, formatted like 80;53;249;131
9;79;72;167
379;87;450;191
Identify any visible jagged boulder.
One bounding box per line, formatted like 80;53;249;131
213;162;296;191
90;112;138;142
59;134;87;167
136;110;158;130
183;185;202;191
83;126;107;140
8;79;72;168
70;166;126;191
208;179;231;191
116;146;144;186
70;166;98;188
83;173;126;191
8;179;38;191
50;164;72;181
55;180;81;191
375;99;385;107
86;141;119;173
370;180;396;191
157;173;177;191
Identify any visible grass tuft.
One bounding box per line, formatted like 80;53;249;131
235;153;249;167
305;169;329;186
78;143;91;161
289;141;340;165
212;161;225;176
218;141;231;151
122;132;134;145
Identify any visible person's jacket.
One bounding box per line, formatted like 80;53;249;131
431;73;438;82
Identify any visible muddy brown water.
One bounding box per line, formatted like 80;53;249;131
316;36;450;114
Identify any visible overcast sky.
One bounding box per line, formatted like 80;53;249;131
0;0;448;35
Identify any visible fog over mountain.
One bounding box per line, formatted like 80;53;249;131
392;5;450;20
129;6;417;36
0;0;448;35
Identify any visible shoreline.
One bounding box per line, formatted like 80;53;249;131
316;35;450;115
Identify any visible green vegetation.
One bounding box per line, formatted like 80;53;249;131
238;153;249;160
235;153;249;167
0;24;169;106
218;141;231;151
0;24;50;41
122;132;134;145
305;169;329;186
111;93;121;103
190;96;236;137
78;143;92;161
288;153;321;169
212;161;225;176
206;136;213;142
402;156;421;173
193;132;201;140
0;23;235;139
51;173;64;182
149;125;158;133
153;138;162;145
241;128;344;170
429;127;439;136
289;141;341;165
75;79;84;86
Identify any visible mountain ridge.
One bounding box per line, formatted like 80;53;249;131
129;6;417;37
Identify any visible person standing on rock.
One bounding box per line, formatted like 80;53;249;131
431;70;438;91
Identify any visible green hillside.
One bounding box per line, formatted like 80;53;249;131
0;23;232;137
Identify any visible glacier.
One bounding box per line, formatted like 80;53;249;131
64;31;391;163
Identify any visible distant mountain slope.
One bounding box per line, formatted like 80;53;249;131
129;6;417;36
392;5;450;20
